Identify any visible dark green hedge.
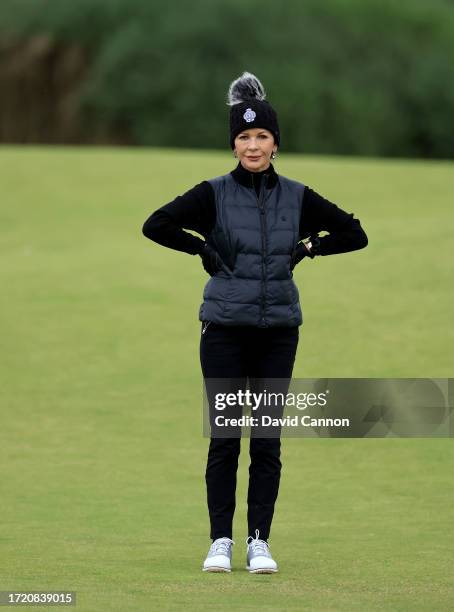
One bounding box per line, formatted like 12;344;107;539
1;0;454;157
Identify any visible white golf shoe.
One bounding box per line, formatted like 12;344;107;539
246;530;278;573
203;537;235;572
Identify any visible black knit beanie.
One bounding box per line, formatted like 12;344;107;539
227;71;280;149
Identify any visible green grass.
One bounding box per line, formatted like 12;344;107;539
0;146;453;611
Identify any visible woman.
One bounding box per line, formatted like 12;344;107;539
142;72;368;573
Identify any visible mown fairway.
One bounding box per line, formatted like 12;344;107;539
1;146;453;610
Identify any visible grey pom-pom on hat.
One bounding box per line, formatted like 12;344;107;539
227;71;267;106
227;71;280;149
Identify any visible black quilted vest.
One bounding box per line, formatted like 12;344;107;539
198;171;305;327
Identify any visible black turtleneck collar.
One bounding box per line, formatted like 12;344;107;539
230;161;279;190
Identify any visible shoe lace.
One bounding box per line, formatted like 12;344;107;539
212;537;235;555
246;529;270;555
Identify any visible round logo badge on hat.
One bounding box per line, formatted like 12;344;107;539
243;108;256;123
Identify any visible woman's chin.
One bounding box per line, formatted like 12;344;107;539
242;158;268;172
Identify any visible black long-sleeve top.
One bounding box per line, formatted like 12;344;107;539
142;161;368;256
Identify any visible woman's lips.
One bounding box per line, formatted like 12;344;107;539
248;156;261;160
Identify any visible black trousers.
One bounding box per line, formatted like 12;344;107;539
200;321;299;541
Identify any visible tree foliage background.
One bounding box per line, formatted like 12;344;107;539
1;0;453;158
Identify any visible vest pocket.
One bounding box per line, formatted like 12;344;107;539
203;276;233;302
283;279;299;303
290;280;299;302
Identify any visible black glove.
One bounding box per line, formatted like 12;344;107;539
199;243;226;276
290;235;320;271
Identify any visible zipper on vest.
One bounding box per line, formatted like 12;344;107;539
252;173;268;327
202;321;211;334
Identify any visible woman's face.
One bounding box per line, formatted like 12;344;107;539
233;128;277;172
